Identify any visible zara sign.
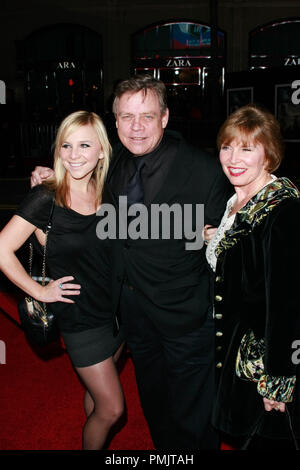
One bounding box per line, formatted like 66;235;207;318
284;57;300;66
57;61;76;70
166;59;192;67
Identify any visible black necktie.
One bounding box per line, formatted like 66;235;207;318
126;158;145;205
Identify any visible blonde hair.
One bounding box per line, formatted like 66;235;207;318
217;104;284;172
44;111;111;208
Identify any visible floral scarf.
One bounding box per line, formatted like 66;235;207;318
215;177;299;259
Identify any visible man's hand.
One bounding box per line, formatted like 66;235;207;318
30;166;54;188
202;224;217;245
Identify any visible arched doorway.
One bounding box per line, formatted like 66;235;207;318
17;23;103;122
226;18;300;184
15;23;103;165
249;18;300;70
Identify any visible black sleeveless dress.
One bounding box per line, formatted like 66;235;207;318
16;184;124;367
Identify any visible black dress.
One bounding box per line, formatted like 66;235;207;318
16;184;124;367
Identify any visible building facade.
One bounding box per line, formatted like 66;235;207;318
0;0;300;177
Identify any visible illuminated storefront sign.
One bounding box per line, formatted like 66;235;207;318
132;21;225;120
166;59;192;67
284;57;300;66
56;61;76;69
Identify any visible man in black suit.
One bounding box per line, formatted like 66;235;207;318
31;75;230;449
106;75;230;449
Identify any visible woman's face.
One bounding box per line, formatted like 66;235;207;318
219;138;270;192
59;124;103;181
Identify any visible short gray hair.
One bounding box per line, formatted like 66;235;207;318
112;74;168;116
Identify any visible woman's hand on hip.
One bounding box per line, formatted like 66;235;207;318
36;276;81;303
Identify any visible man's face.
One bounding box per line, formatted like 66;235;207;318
115;90;169;156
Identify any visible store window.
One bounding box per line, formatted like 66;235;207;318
16;23;103;121
250;18;300;69
132;21;226;125
158;68;201;85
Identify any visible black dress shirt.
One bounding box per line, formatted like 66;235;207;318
110;131;180;206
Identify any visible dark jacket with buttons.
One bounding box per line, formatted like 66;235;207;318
102;130;231;337
211;178;300;440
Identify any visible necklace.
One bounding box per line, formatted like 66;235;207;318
229;176;274;216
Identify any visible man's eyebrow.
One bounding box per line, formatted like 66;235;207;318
119;111;157;116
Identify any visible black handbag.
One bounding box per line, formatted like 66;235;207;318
18;199;60;345
241;408;299;450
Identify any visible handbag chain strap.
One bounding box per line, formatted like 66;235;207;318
28;198;55;310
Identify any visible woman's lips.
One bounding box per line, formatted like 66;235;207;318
228;167;247;176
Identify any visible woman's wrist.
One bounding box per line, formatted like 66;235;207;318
28;280;46;302
257;374;296;403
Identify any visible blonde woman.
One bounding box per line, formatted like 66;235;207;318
0;111;124;450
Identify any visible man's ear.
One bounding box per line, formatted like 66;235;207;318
162;108;169;129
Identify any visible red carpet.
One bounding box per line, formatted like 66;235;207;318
0;291;232;451
0;291;153;450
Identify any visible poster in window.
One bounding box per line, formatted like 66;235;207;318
275;83;300;142
227;87;253;116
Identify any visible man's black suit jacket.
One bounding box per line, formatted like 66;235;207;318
101;130;231;337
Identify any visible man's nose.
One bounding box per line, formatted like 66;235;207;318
131;116;143;130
